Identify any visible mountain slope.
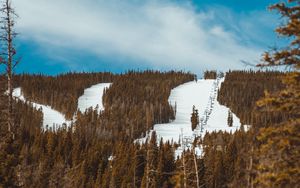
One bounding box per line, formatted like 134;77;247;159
138;78;241;146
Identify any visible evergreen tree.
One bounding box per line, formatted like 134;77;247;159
227;110;233;127
204;71;217;79
254;0;300;187
191;105;199;131
142;131;159;188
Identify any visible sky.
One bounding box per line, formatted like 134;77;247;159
11;0;283;75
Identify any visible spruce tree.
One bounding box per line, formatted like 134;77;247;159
191;105;199;131
227;110;233;127
255;1;300;187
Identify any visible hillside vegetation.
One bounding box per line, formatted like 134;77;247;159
1;70;294;187
218;70;286;126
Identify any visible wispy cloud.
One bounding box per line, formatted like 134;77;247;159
14;0;271;72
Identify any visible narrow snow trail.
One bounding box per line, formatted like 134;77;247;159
77;83;111;113
13;88;71;129
152;80;214;143
205;78;240;132
138;78;241;147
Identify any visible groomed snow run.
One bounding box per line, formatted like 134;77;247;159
13;88;71;130
77;83;111;113
137;78;241;155
201;78;240;135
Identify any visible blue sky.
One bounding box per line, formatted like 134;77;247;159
12;0;282;75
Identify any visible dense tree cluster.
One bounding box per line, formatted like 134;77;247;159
254;1;300;186
216;70;299;187
203;71;217;79
200;129;251;188
218;70;286;126
0;75;43;187
254;72;300;187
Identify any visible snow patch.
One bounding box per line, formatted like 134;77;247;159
77;83;111;113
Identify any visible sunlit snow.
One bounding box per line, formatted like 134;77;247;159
77;83;111;113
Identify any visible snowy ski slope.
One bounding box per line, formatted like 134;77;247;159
137;78;241;147
13;88;71;129
205;78;240;132
78;83;111;113
13;83;111;129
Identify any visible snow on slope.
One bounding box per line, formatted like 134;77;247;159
77;83;111;113
142;79;214;143
204;78;240;133
137;78;241;155
13;88;71;129
12;83;111;129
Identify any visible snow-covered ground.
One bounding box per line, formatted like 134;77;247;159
144;79;214;143
200;78;240;135
137;78;241;156
77;83;111;113
12;83;111;129
13;88;71;129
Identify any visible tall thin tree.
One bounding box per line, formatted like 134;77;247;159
0;0;19;139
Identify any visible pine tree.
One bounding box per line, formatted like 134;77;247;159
213;151;226;188
254;1;300;186
227;110;233;127
224;138;237;184
191;105;199;131
142;131;159;188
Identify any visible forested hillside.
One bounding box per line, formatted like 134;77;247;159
0;0;298;186
15;72;114;119
0;71;196;187
218;70;286;126
2;70;294;187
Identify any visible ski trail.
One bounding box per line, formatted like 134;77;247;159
13;83;111;130
77;83;111;113
13;88;71;130
137;79;214;144
136;78;241;157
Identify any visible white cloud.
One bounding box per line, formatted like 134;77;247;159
14;0;263;71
